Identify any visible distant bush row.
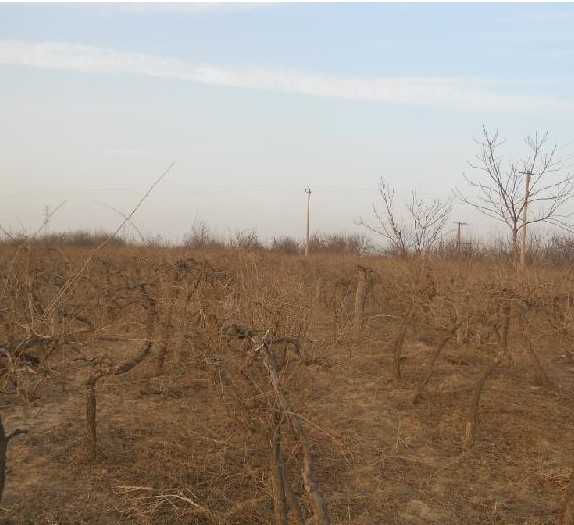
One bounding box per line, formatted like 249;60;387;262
0;226;373;256
183;222;374;255
3;226;574;265
0;230;129;248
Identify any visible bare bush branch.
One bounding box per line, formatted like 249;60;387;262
359;178;452;255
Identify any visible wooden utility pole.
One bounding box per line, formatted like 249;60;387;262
454;221;468;252
520;171;532;269
305;187;311;256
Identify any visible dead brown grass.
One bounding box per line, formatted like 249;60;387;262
1;245;574;524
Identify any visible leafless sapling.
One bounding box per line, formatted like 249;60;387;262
359;178;452;256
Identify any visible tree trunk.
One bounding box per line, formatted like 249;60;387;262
353;267;369;333
85;375;99;460
463;354;500;449
156;285;178;375
283;463;306;525
0;415;26;504
562;468;574;525
262;343;330;525
393;309;414;381
0;416;7;504
520;172;532;269
525;338;554;388
464;298;511;449
412;323;460;404
270;417;289;525
270;417;305;524
512;227;519;264
85;340;154;461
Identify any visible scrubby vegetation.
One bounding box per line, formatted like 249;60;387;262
2;234;574;524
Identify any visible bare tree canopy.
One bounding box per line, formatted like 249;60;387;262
456;126;574;250
359;178;452;255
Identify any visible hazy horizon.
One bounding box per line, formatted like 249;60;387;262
2;3;574;245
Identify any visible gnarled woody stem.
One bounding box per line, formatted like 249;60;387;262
393;307;414;381
412;322;461;404
261;337;330;525
561;468;574;525
85;339;154;460
271;423;289;525
85;284;156;459
353;266;372;333
0;415;27;504
463;298;511;449
85;374;100;459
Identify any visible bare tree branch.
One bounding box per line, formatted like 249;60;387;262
359;178;451;255
456;126;574;257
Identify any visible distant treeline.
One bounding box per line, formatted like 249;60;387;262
2;226;574;265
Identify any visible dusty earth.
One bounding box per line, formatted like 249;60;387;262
2;332;574;524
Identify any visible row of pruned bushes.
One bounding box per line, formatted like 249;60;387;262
183;222;374;255
4;225;574;265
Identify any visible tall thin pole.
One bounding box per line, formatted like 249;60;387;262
305;187;311;256
520;171;532;269
454;221;467;252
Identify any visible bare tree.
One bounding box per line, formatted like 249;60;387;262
456;126;574;262
359;178;452;256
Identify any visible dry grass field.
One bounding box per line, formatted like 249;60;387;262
2;243;574;524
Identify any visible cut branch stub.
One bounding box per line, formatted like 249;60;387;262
353;266;373;334
0;414;27;504
393;307;414;381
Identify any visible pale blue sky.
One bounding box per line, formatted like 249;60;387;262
1;3;574;243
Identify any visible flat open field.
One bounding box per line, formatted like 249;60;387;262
1;246;574;524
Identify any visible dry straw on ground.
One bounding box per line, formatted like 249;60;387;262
2;241;574;523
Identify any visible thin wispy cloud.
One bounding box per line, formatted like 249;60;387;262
0;40;572;112
501;8;574;25
100;3;269;15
